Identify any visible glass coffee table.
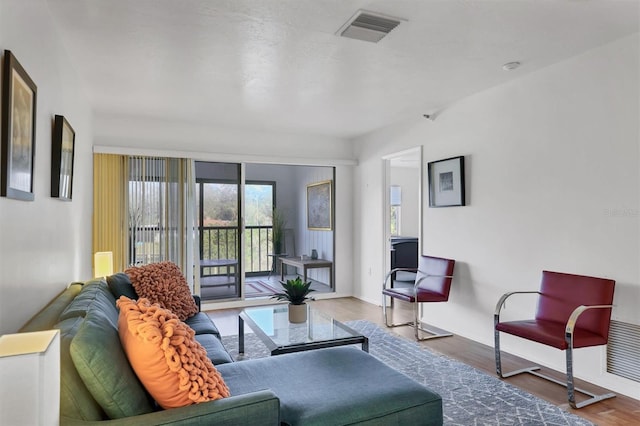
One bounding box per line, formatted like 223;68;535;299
238;304;368;356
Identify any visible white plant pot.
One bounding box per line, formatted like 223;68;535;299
288;303;307;323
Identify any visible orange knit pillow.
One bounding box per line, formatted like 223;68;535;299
116;297;230;409
125;261;198;321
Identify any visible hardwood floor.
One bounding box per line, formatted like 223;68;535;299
205;297;640;425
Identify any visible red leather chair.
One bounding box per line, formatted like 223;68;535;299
382;255;455;340
494;270;616;408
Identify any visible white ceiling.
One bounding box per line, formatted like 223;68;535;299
47;0;639;140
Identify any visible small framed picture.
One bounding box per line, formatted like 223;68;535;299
51;115;75;200
1;50;37;201
428;156;465;207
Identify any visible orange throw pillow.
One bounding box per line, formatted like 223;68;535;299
125;261;198;321
116;297;230;409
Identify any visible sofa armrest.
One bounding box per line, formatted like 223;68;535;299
60;390;280;426
20;283;83;332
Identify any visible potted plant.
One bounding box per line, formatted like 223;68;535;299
271;208;287;255
271;276;315;323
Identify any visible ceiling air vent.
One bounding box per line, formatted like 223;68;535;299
337;10;403;43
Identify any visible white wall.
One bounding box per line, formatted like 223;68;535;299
0;0;93;334
353;34;640;398
94;113;354;163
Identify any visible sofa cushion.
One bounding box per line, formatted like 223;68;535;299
194;333;234;365
117;297;230;409
59;280;118;325
125;261;198;321
70;306;155;419
56;317;106;421
185;312;221;337
107;272;138;300
217;347;443;426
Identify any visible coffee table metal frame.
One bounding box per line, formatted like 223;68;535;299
238;304;368;356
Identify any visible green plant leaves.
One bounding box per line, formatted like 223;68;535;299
271;276;314;305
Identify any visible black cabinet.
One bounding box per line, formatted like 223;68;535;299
390;237;418;286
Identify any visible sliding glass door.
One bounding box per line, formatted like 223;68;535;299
194;162;336;301
196;162;241;300
244;181;275;276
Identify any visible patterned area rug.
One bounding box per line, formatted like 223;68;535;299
244;280;280;297
221;320;593;426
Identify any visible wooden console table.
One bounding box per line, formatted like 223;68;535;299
280;257;333;289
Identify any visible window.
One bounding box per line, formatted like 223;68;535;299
390;185;402;236
390;205;401;236
197;181;239;262
127;156;188;266
195;180;276;275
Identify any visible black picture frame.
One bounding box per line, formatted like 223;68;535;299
428;156;465;207
1;50;37;201
307;180;333;230
51;115;75;200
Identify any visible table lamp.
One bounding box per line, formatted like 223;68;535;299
94;251;114;278
0;329;60;426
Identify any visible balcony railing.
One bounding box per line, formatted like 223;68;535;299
129;225;275;276
200;225;273;276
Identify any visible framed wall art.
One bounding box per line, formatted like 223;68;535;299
307;180;333;230
1;50;37;201
51;115;75;200
427;155;465;207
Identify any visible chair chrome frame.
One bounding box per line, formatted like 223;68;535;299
494;291;616;409
382;268;454;341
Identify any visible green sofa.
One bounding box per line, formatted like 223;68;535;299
20;278;443;425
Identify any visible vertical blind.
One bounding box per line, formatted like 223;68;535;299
94;154;197;288
128;156;196;285
128;156;178;265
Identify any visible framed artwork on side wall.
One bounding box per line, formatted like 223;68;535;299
1;50;37;201
51;115;75;200
307;180;333;230
427;155;465;207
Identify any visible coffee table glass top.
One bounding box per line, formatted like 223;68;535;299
239;304;368;355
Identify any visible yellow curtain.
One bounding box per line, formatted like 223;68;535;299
93;154;127;274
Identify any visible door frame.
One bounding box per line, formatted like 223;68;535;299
195;162;244;300
382;146;423;281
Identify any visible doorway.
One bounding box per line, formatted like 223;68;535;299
383;147;422;284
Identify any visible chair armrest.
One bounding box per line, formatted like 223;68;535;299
565;304;614;340
383;267;418;290
60;390;280;426
494;291;540;318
